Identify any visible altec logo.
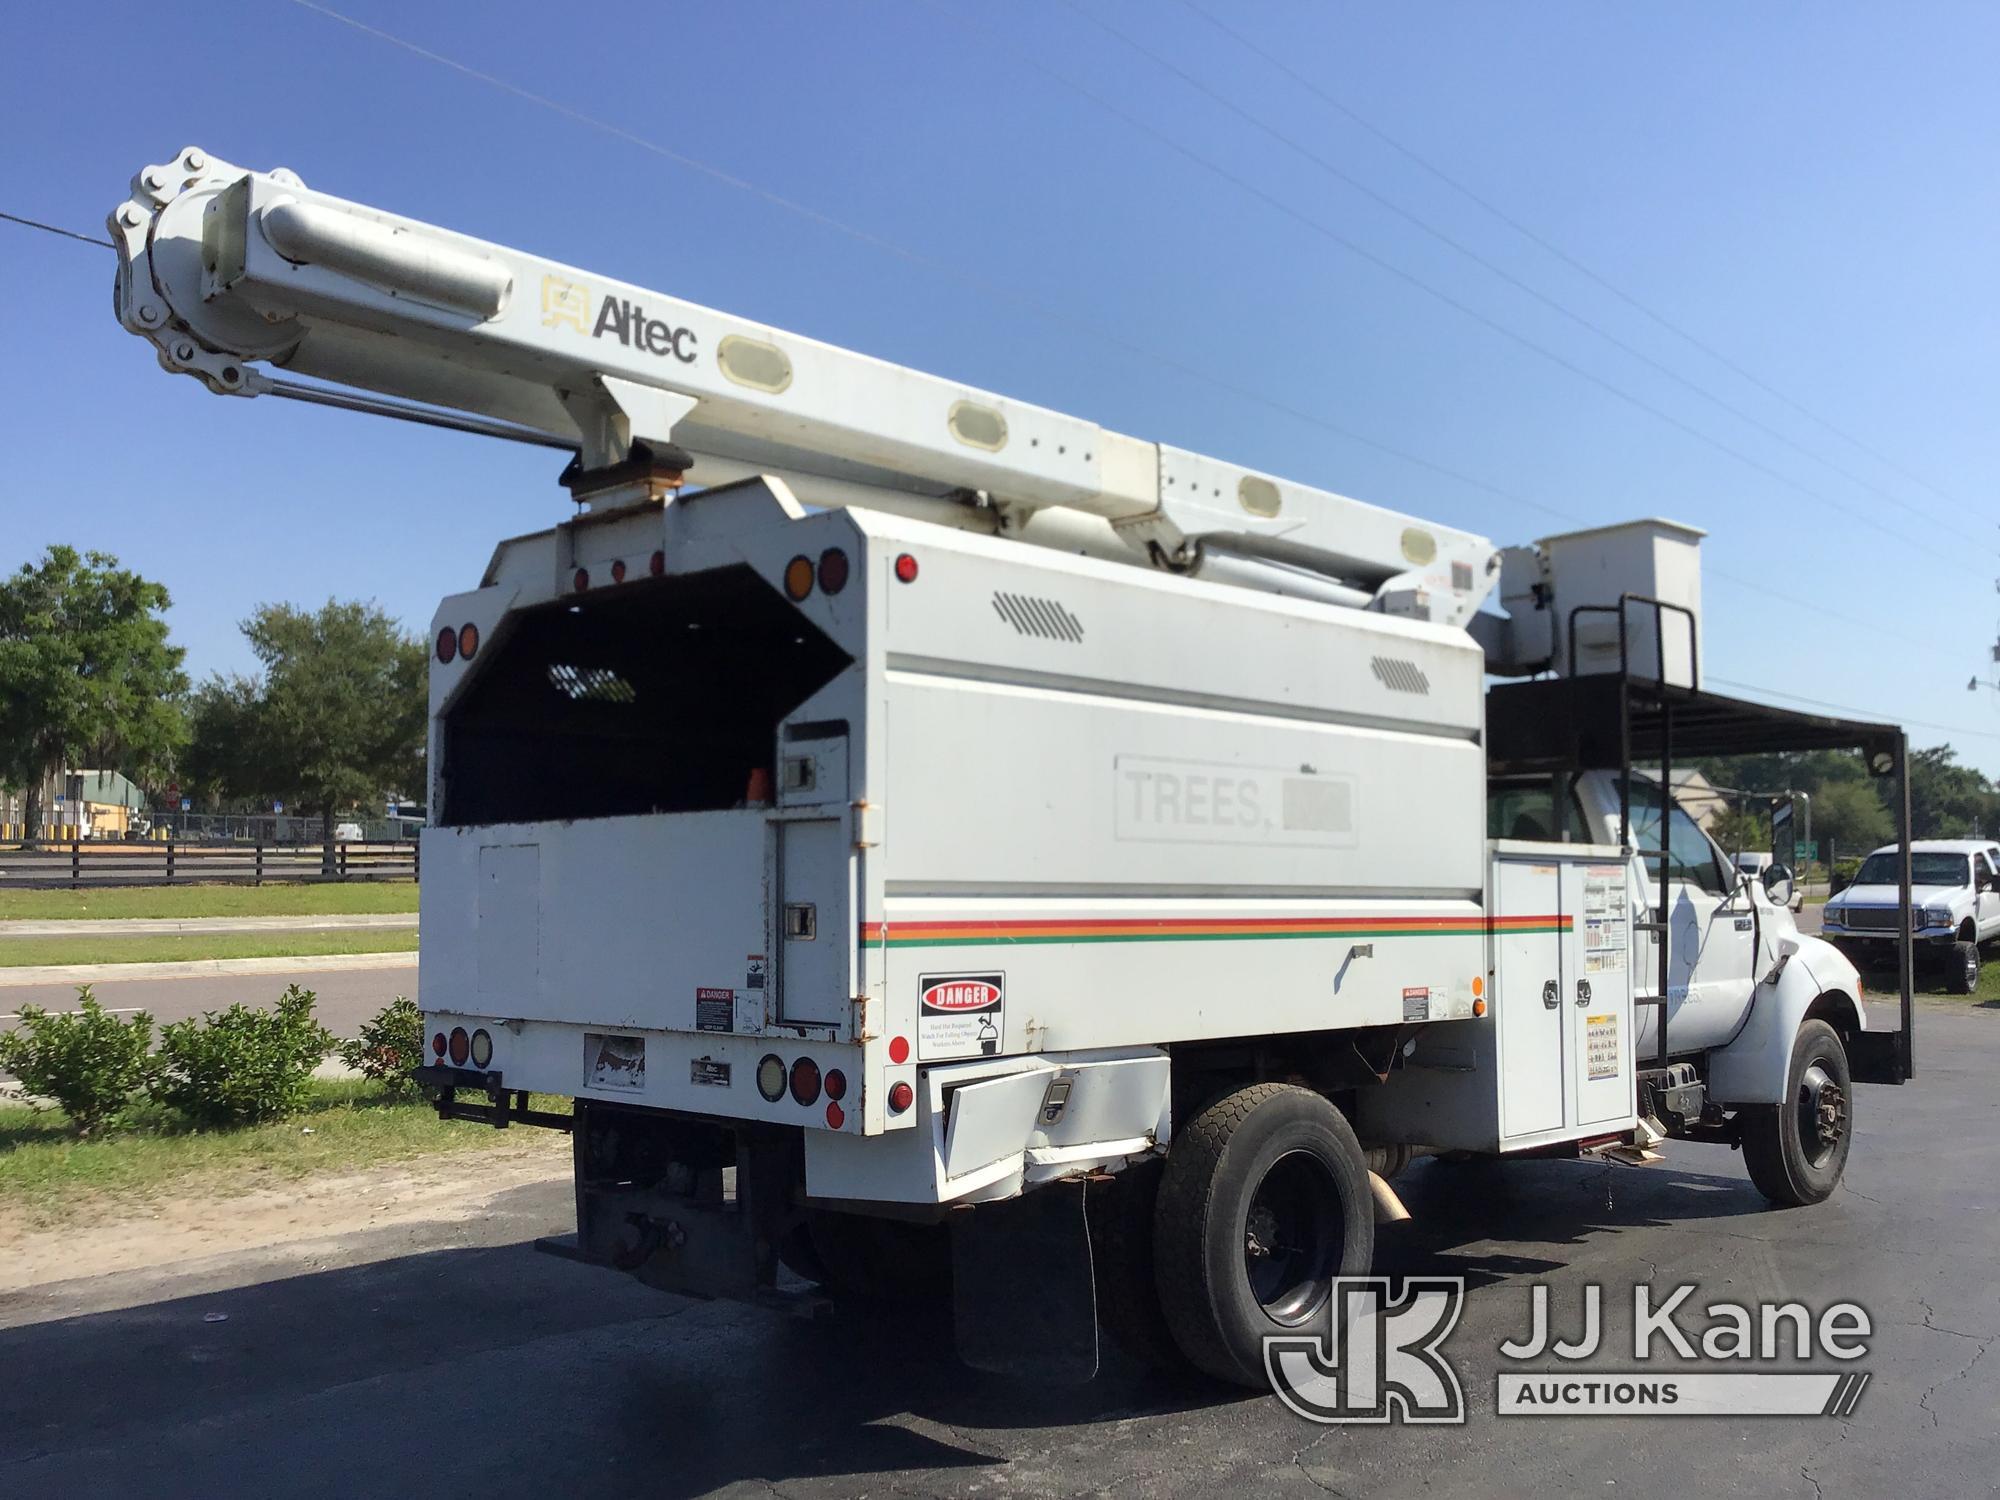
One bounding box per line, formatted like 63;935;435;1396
540;275;697;364
921;977;1002;1012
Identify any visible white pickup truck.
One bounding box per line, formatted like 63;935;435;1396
1822;839;2000;993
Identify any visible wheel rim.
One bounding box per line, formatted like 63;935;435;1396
1796;1061;1847;1167
1242;1149;1345;1325
1966;948;1981;988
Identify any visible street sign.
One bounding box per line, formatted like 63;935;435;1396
180;798;192;812
273;800;284;814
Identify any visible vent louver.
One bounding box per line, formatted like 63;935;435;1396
1370;656;1430;695
993;591;1084;644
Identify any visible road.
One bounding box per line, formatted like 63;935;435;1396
0;960;416;1036
2;1004;1995;1499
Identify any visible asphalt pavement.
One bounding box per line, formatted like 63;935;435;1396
0;961;416;1036
2;1003;1995;1499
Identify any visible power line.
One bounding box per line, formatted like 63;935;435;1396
920;1;1977;578
1178;0;1975;521
1;211;113;250
1075;0;1966;539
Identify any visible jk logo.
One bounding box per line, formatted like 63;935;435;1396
1263;1277;1467;1424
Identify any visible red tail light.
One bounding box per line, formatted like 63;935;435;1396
888;1081;914;1114
435;627;457;663
649;550;666;577
789;1056;821;1105
610;559;627;584
447;1027;469;1066
817;548;849;595
894;553;919;584
825;1101;845;1130
431;1032;447;1057
573;567;589;592
824;1068;847;1102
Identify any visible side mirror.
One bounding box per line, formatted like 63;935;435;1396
1762;863;1796;910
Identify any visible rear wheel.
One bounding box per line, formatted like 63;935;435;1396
1947;939;1981;995
1153;1083;1373;1385
1741;1018;1852;1206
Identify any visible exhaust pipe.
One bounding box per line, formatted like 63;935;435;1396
1368;1170;1411;1224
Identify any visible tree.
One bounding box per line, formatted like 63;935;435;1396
1905;745;1998;839
186;601;426;869
1812;778;1895;855
0;547;187;840
1707;805;1770;858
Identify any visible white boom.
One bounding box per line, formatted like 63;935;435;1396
110;147;1496;626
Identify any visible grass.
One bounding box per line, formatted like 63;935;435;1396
0;928;420;968
0;882;419;922
0;1079;571;1225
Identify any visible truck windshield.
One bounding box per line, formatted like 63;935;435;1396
1853;853;1967;888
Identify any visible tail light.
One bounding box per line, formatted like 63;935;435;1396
469;1028;493;1068
435;627;457;663
817;548;849;595
610;559;627;584
649;549;666;577
789;1056;822;1106
783;555;814;601
888;1081;914;1114
823;1068;847;1102
431;1032;447;1057
457;622;479;660
755;1053;787;1102
894;553;919;584
573;567;589;592
447;1027;469;1066
825;1101;845;1130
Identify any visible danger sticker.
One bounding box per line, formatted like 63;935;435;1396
918;971;1004;1060
695;987;734;1033
1401;986;1430;1022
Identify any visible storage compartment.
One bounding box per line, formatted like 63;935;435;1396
1357;842;1637;1153
438;564;851;827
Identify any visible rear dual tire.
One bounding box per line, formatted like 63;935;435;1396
1148;1083;1374;1386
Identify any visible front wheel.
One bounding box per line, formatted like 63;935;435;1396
1152;1083;1374;1385
1740;1018;1852;1206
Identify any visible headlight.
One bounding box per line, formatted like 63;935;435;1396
1925;905;1954;928
1822;907;1843;926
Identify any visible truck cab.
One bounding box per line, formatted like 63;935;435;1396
1488;770;1864;1062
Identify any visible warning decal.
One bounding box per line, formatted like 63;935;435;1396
918;971;1004;1060
695;987;734;1033
1402;986;1431;1022
1586;1013;1619;1080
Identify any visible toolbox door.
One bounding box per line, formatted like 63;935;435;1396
778;819;851;1028
1566;861;1634;1127
1495;858;1566;1139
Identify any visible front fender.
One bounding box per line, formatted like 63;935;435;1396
1706;937;1865;1107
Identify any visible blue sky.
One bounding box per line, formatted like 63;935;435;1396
6;1;2000;772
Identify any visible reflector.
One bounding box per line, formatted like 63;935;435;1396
783;555;814;601
888;1081;914;1113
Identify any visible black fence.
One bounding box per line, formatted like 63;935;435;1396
0;840;419;889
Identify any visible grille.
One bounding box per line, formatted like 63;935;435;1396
993;591;1084;643
1842;908;1903;932
1370;656;1431;694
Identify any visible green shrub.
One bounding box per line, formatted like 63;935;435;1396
0;986;153;1135
153;984;334;1128
337;995;424;1101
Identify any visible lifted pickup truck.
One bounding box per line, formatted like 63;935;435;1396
1823;839;2000;993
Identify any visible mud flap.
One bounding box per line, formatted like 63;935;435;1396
952;1180;1099;1383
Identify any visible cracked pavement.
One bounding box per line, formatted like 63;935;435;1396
3;1003;1996;1499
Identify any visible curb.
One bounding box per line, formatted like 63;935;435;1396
0;951;418;989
